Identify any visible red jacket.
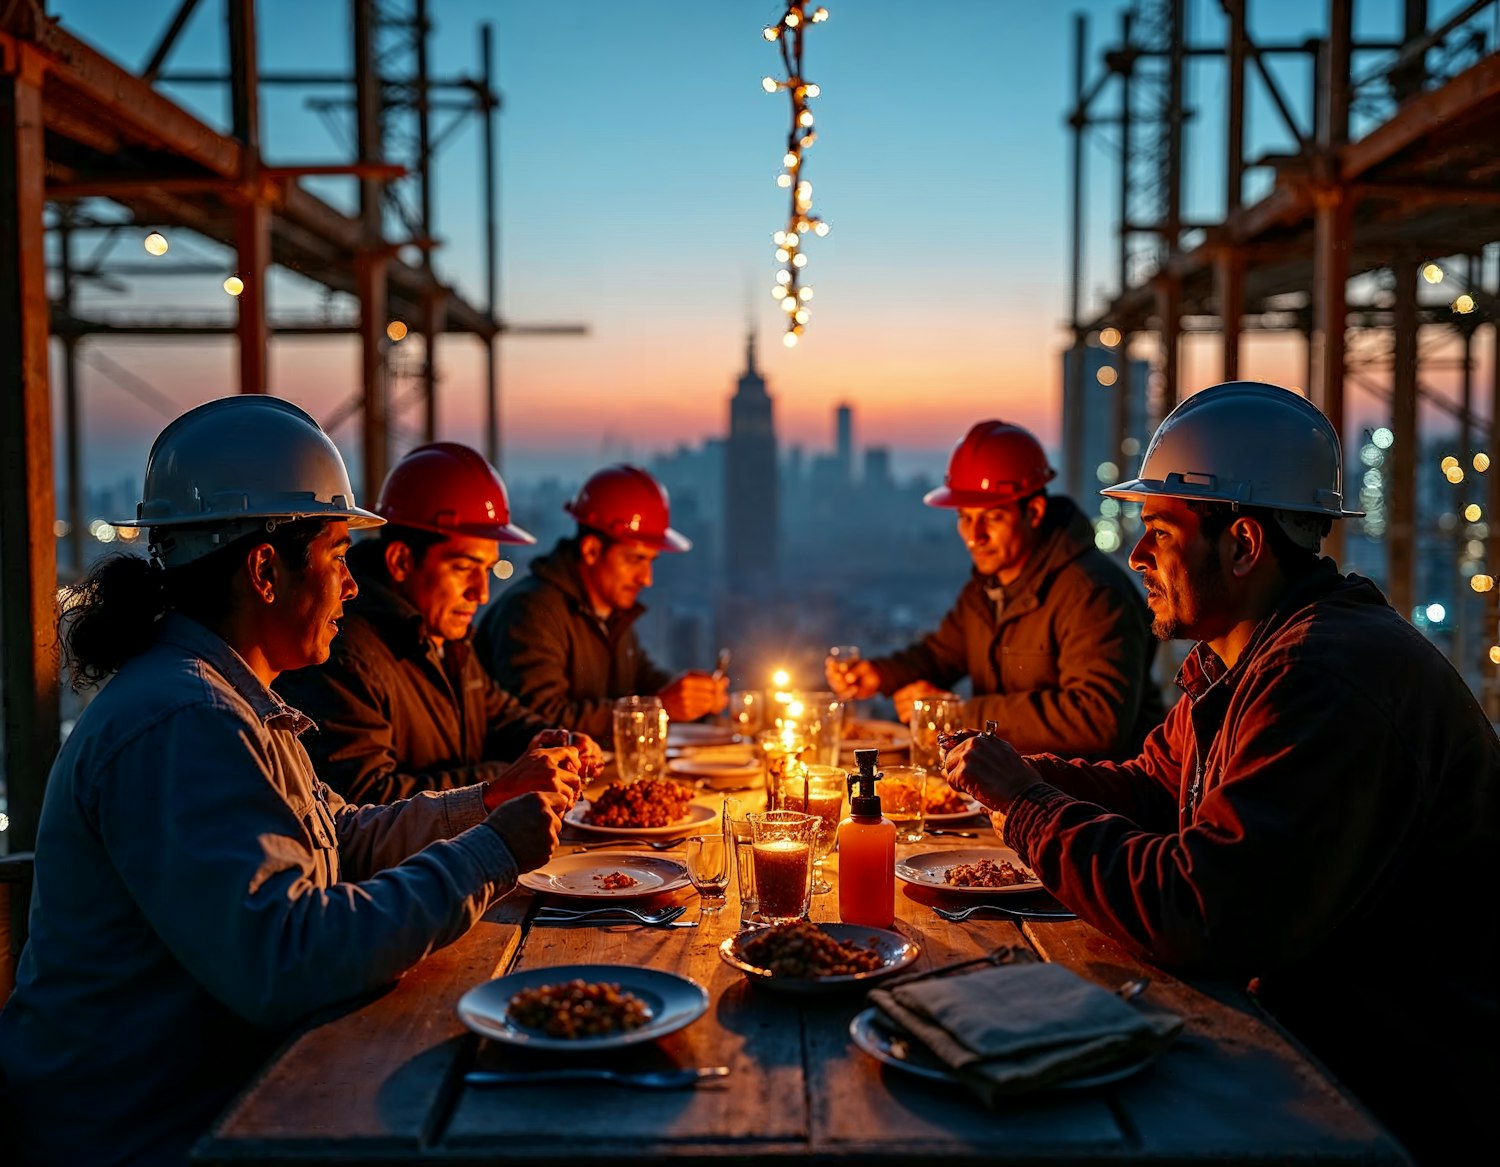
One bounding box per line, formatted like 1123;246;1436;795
1004;563;1498;1161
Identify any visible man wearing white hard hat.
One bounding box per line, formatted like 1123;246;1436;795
0;398;578;1166
944;381;1498;1163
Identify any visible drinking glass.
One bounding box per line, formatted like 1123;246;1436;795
722;796;757;917
909;692;966;770
685;834;729;912
792;690;845;766
774;764;845;895
756;727;809;804
724;689;765;740
874;765;931;844
826;645;861;697
613;696;667;783
748;810;817;922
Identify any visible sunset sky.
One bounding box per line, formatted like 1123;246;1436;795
47;0;1483;490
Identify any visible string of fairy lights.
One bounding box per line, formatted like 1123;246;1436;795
763;3;829;348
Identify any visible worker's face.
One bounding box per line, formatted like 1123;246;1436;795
1128;498;1229;641
579;536;658;614
270;521;357;669
389;534;500;646
955;496;1044;583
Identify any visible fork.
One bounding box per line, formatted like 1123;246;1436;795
534;904;688;925
467;1066;730;1089
932;903;1077;922
571;838;684;852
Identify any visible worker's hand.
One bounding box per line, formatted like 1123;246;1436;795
529;728;604;779
483;790;568;873
825;657;881;700
942;732;1041;816
892;679;944;723
658;671;729;722
482;746;582;812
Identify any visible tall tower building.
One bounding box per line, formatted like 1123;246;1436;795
835;402;853;484
724;332;778;590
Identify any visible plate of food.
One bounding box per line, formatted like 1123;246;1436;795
667;722;739;748
840;718;911;756
518;852;690;899
565;779;715;837
666;755;761;782
848;1006;1158;1091
895;847;1043;896
718;920;920;995
458;963;709;1051
924;782;984;822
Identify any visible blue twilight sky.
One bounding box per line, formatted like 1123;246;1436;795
46;0;1485;490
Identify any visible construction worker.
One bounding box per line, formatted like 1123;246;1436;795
277;442;603;804
0;398;578;1167
827;419;1164;759
474;463;728;740
944;381;1498;1164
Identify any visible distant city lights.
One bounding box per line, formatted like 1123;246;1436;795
1371;427;1394;449
223;275;245;297
1465;504;1483;523
1096;366;1118;386
1099;326;1121;347
1421;262;1444;284
1425;603;1446;624
386;320;409;342
1454;294;1476;315
1475;452;1491;472
493;560;514;581
763;3;830;348
143;232;169;256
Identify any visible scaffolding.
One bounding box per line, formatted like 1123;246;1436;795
1062;0;1500;709
0;0;586;851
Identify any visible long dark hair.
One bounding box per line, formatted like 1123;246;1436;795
61;519;328;691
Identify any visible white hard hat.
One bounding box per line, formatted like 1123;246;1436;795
126;395;384;567
1101;381;1362;549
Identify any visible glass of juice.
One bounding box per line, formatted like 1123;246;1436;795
747;810;817;922
775;765;846;894
874;765;930;844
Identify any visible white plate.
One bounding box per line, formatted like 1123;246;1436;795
518;852;690;899
458;963;709;1051
840;719;911;754
719;924;920;995
667;756;760;781
564;800;717;838
894;847;1043;896
667;723;739;748
848;1006;1158;1092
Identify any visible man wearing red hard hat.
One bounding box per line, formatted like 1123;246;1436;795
827;420;1163;760
475;463;728;740
278;442;602;804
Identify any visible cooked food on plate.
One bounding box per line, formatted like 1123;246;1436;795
944;857;1035;888
506;979;652;1038
925;783;973;815
740;920;885;977
592;871;638;890
586;779;694;829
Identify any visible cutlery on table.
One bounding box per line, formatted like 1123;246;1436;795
570;838;684;852
924;828;978;838
466;1067;730;1089
534;905;687;926
881;944;1026;989
932;903;1077;922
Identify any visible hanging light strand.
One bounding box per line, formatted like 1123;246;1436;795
762;4;829;348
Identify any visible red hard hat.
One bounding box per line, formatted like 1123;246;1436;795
564;464;691;552
376;442;535;544
923;420;1056;509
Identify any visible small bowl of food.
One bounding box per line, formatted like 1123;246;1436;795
718;920;920;995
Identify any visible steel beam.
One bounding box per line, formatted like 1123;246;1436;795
1064;12;1087;502
1156;275;1182;419
1389;253;1418;623
229;0;268;394
1215;246;1245;380
481;22;501;466
421;289;446;443
1311;186;1351;563
0;48;59;853
1487;304;1500;718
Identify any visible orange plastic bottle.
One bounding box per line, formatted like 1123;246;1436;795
837;749;896;927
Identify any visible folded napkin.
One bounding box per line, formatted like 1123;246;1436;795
867;962;1182;1105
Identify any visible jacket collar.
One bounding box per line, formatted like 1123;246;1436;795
156;612;315;733
530;538;649;631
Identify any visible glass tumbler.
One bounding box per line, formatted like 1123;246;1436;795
722;796;757;917
724;690;765;740
874;765;931;844
748;810;817;922
774;764;845;895
684;834;729;912
909;692;965;770
792;691;845;766
613;696;667;783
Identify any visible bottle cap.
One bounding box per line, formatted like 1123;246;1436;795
848;748;883;816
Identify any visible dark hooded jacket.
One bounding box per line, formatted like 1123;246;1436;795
276;540;549;804
1003;562;1499;1163
872;496;1164;758
474;539;672;741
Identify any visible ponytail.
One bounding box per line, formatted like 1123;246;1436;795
61;554;167;691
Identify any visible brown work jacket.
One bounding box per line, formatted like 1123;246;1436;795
873;496;1164;758
1004;562;1499;1162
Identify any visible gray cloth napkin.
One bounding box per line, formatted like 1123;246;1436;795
868;962;1182;1104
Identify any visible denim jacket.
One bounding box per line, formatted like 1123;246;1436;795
0;614;517;1166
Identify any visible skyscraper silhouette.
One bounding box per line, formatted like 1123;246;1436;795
724;332;778;591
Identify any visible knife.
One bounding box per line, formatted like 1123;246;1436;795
466;1066;729;1088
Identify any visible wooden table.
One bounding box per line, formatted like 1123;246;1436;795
194;790;1411;1165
